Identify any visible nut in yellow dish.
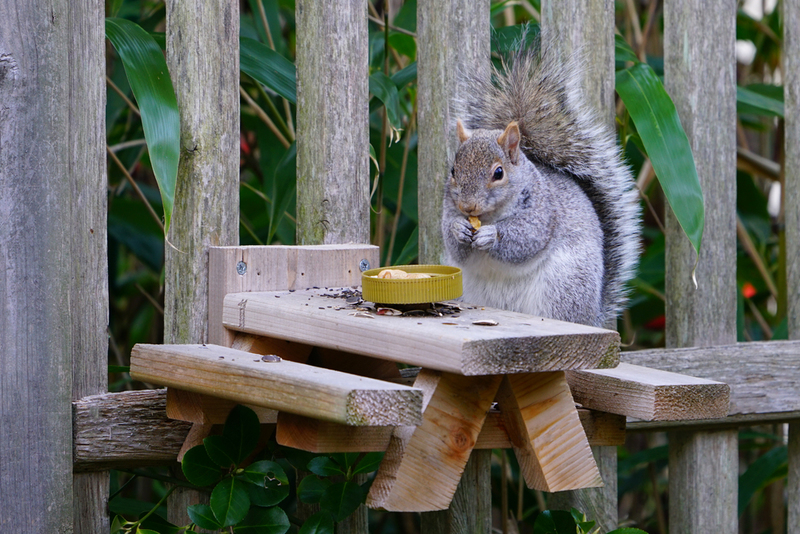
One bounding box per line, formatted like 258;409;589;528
377;269;432;279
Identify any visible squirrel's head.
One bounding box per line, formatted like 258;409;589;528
448;121;522;217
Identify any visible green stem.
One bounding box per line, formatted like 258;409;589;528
129;485;177;530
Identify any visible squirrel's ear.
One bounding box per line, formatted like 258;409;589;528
456;120;470;144
497;122;521;165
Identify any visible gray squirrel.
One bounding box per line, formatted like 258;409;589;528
441;37;641;328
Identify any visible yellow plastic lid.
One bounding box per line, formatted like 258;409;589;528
361;265;463;304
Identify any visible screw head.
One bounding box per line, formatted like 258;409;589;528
236;261;247;275
359;259;370;272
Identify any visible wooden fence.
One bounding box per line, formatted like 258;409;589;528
1;0;799;532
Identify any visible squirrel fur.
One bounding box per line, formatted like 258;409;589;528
442;35;641;328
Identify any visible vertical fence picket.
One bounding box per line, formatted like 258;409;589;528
785;0;800;529
163;0;241;523
71;1;109;531
540;1;618;530
663;1;738;533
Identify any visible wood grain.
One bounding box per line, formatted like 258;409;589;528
222;289;620;375
496;373;602;492
132;344;423;426
367;370;502;511
567;363;730;421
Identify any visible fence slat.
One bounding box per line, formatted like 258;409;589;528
164;0;241;524
296;0;369;246
663;1;738;533
70;1;109;531
0;2;74;530
540;1;617;529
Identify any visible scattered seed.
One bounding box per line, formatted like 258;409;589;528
472;319;499;326
442;322;458;325
262;354;281;362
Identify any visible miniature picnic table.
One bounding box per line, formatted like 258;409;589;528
130;245;729;512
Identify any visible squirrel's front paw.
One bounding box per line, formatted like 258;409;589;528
451;218;474;245
472;225;498;251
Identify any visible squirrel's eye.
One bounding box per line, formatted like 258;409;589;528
492;166;504;181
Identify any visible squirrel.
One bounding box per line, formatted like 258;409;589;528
441;36;641;328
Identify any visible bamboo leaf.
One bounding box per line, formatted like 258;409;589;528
616;63;704;256
240;36;297;104
737;85;784;118
369;71;403;134
105;18;179;234
738;445;787;516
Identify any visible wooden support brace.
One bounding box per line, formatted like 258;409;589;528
366;370;503;511
496;372;603;492
131;344;423;427
567;362;730;421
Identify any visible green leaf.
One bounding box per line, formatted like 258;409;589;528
105;18;179;234
234;506;291;534
738;445;788;515
240;36;297;104
211;477;251;527
244;478;291;508
616;62;704;256
136;530;159;534
614;34;639;65
298;511;336;534
737;85;784;118
308;456;345;477
369;71;403;134
223;405;262;464
352;452;384;475
242;460;290;486
319;481;366;522
188;504;224;530
533;510;577;534
391;62;417;90
182;444;223;486
388;33;416;60
140;513;181;534
267;143;297;244
110;515;127;534
297;475;332;504
280;447;318;471
607;529;650;534
331;453;360;472
394;226;419;265
204;435;240;468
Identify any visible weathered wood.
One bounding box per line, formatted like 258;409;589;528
496;373;602;492
0;2;74;529
567;363;730;421
367;370;502;511
222;289;620;375
622;341;800;415
790;423;800;531
664;2;738;532
208;245;380;346
132;344;423;426
69;0;108;530
295;0;369;245
276;409;625;453
165;388;277;425
73;390;191;472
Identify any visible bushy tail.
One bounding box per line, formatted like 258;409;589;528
456;32;641;325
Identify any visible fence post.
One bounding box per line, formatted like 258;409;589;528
0;1;75;530
663;2;738;533
295;0;369;531
71;2;109;532
784;0;800;529
540;2;618;530
164;0;241;524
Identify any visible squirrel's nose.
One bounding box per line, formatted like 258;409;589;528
458;202;477;215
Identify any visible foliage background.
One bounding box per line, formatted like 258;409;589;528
105;0;790;532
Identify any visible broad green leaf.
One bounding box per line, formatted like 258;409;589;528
737;85;784;118
182;444;222;486
388;33;416;60
297;475;332;504
241;36;297;104
738;445;787;515
280;447;318;471
298;511;335;534
136;530;159;534
105;18;179;234
394;226;419;265
140;513;180;534
268;143;297;244
392;62;417;90
244;478;291;508
188;504;223;530
331;453;360;472
242;460;290;487
222;405;261;464
211;477;251;527
607;529;650;534
110;515;127;534
308;456;345;477
234;506;291;534
532;510;577;534
614;34;639;64
369;72;403;135
616;62;704;256
319;481;366;522
204;435;240;468
352;452;384;475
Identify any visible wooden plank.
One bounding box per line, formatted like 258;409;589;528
131;344;423;427
165;388;277;425
222;289;620;376
367;371;502;511
276;408;625;453
496;373;602;492
622;341;800;415
567;363;729;421
208;245;380;347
